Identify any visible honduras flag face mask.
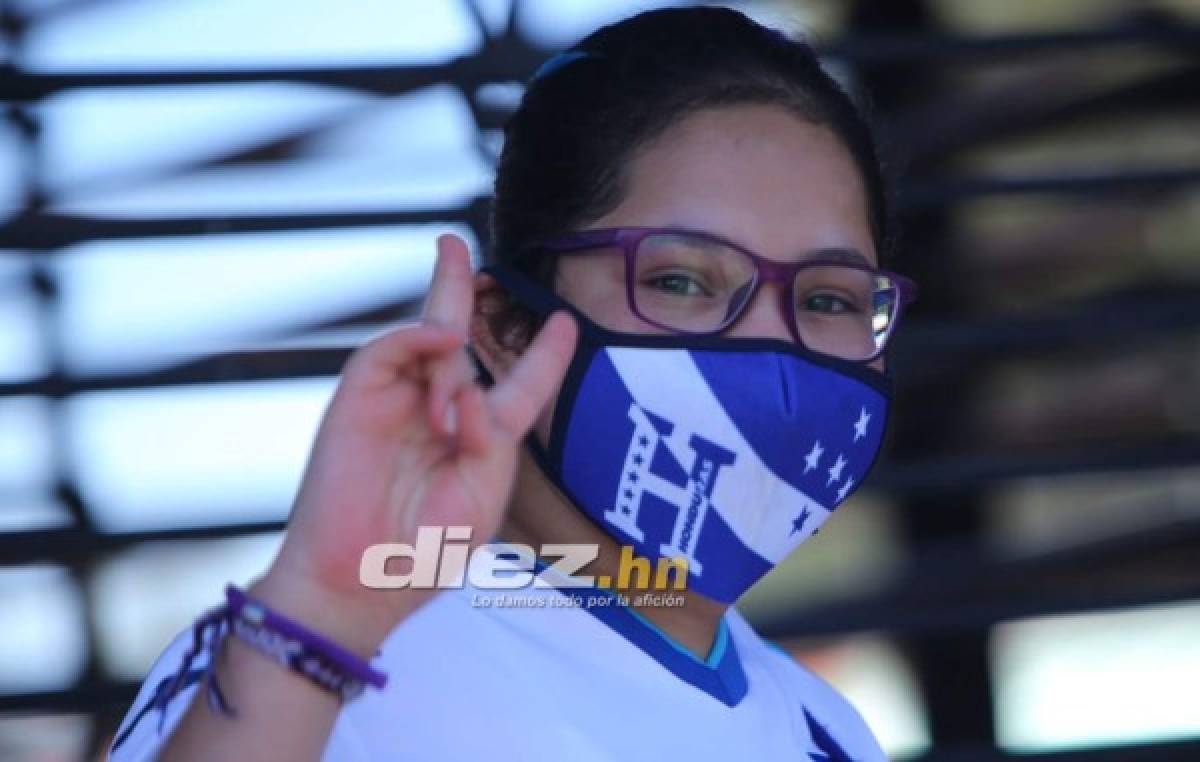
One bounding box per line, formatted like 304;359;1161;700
484;265;892;604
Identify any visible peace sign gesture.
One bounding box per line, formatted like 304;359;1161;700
253;233;577;654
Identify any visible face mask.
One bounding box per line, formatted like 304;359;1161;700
483;265;892;603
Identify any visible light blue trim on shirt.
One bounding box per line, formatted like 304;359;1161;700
623;601;729;668
530;556;748;706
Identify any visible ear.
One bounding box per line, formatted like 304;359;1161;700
468;272;523;386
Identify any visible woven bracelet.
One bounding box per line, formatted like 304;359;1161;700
154;584;388;724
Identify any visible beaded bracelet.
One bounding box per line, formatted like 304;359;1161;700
155;585;388;724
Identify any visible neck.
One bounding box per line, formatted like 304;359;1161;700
497;448;728;661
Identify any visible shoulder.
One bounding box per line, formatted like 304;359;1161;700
370;580;596;686
725;609;889;761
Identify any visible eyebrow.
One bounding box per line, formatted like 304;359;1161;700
800;247;875;268
658;224;877;269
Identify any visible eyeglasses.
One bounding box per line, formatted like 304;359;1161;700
521;226;917;363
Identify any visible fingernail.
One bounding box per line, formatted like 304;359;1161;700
443;403;458;435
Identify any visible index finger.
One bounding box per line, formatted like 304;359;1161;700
421;233;474;336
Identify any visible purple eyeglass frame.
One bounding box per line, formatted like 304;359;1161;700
521;226;918;363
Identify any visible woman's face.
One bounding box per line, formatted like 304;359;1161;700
553;102;879;364
490;102;883;447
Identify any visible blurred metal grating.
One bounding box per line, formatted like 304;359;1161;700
0;0;1198;759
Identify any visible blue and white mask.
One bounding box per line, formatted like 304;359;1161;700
485;265;892;603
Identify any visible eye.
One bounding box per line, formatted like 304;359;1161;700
802;292;860;314
644;272;714;298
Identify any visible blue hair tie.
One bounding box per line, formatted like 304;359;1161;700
530;49;598;82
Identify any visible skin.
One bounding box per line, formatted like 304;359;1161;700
156;103;877;761
474;103;880;658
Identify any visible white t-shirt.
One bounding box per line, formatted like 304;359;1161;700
110;551;887;761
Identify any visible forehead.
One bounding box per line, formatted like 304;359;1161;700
591;103;877;267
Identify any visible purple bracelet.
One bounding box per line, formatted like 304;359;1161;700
155;585;388;723
225;585;387;700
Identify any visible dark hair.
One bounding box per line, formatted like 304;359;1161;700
483;5;891;348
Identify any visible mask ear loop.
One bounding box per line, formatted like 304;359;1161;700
475;262;585;474
464;301;562;482
465;345;495;389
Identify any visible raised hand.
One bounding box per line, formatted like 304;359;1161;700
253;233;577;653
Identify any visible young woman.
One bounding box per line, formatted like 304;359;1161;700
111;7;915;760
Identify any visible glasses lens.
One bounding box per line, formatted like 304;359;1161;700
793;266;899;361
627;232;900;360
630;233;756;333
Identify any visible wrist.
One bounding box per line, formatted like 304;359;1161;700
247;571;401;660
